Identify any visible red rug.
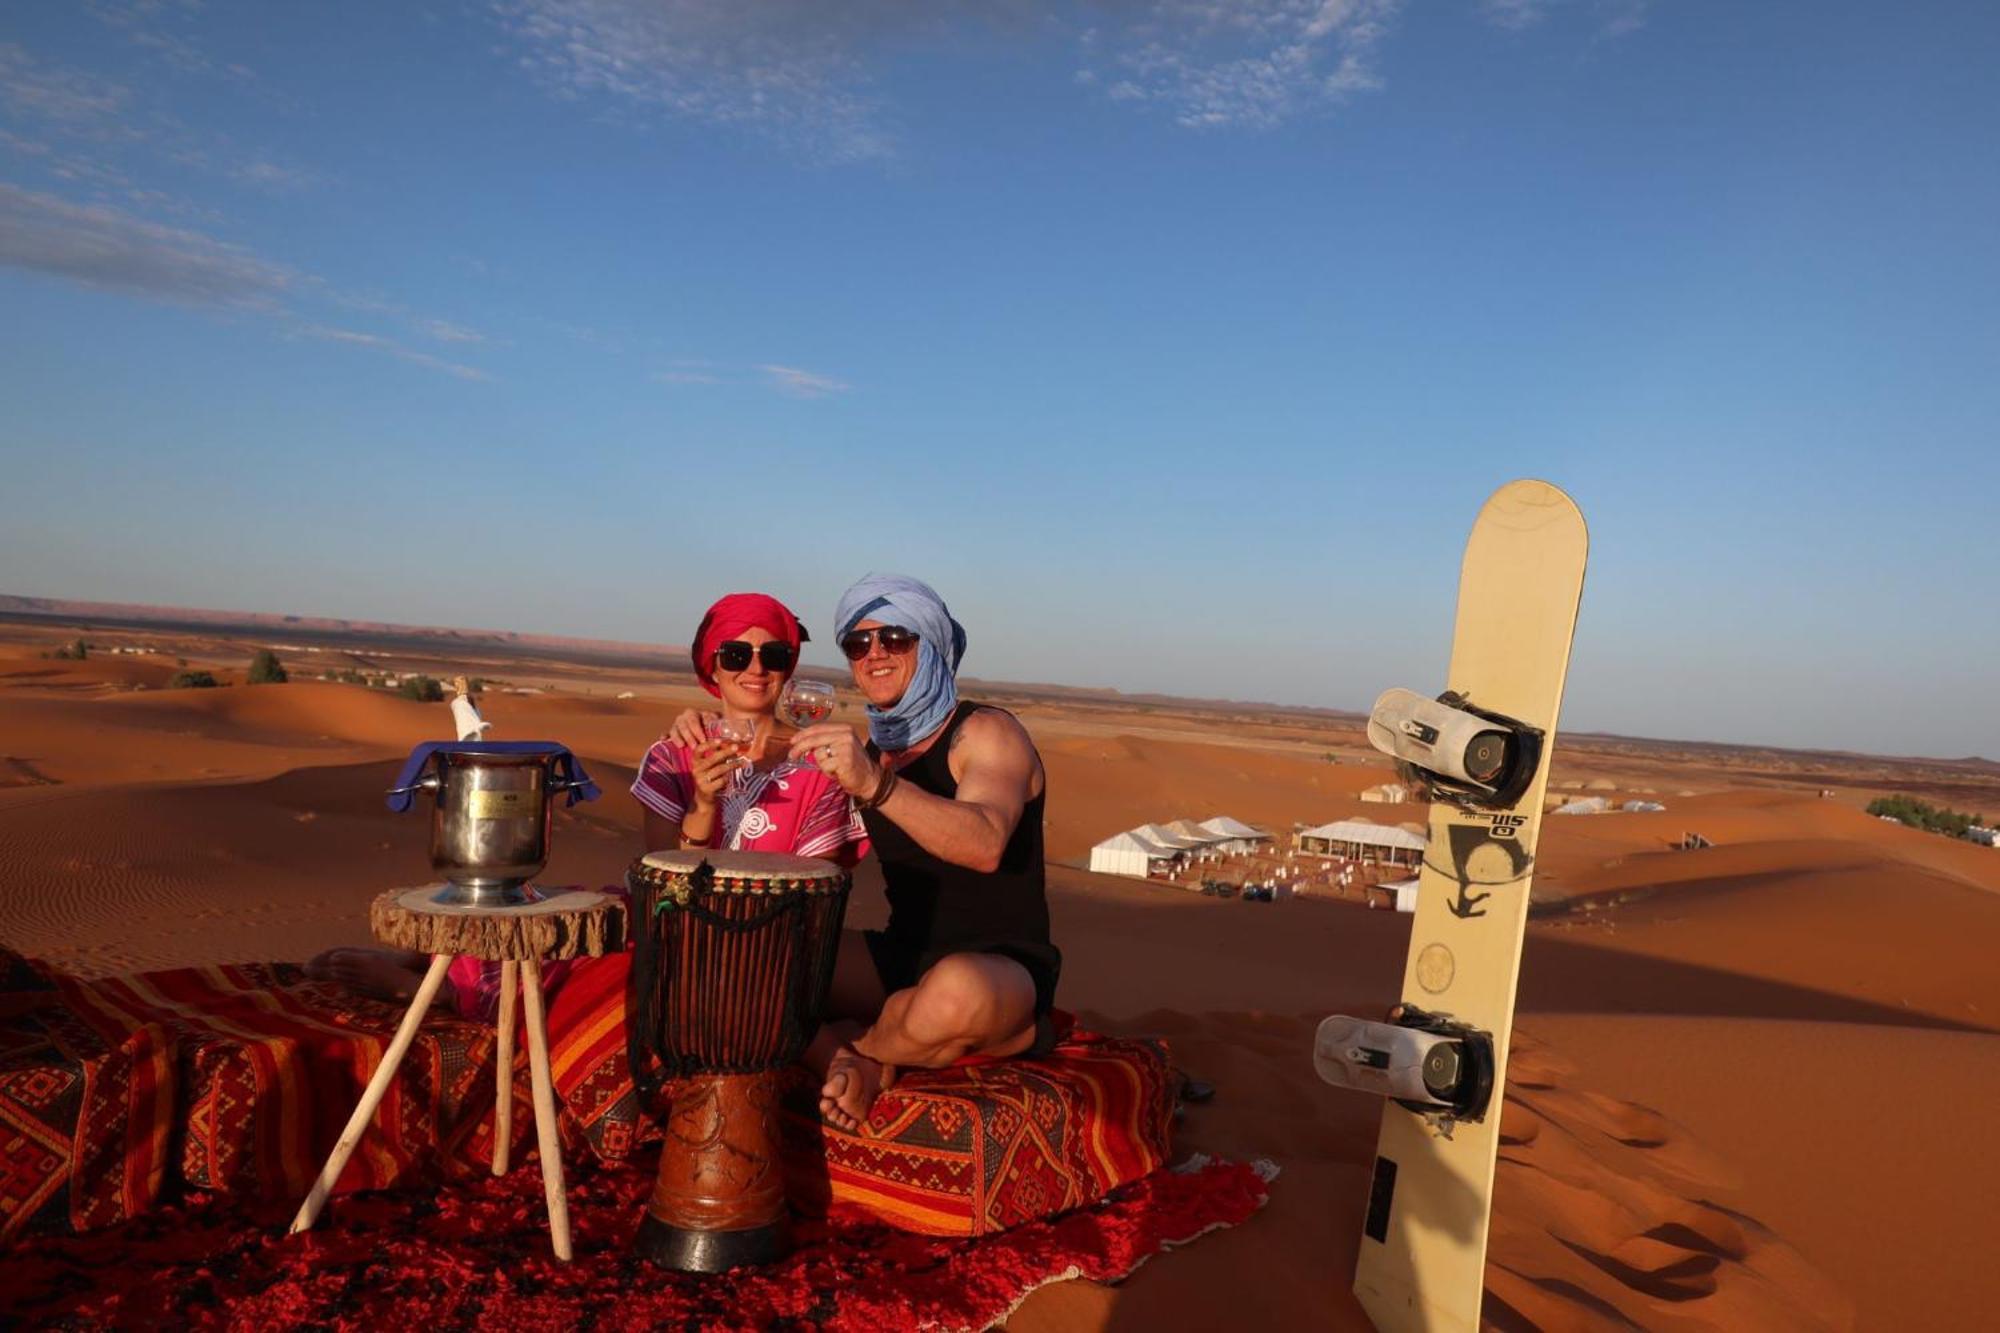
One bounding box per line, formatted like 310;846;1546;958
0;1155;1271;1330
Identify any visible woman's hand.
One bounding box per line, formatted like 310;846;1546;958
666;708;718;751
788;723;876;799
687;740;742;806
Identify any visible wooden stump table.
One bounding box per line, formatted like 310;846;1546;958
287;886;623;1261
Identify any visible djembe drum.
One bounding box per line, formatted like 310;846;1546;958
627;849;852;1272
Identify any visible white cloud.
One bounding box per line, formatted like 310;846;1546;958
488;0;899;163
650;361;850;395
231;159;321;191
1480;0;1651;37
1480;0;1549;30
293;324;494;382
1598;0;1650;38
419;318;487;344
0;183;492;381
0;182;291;305
758;364;850;398
84;0;264;82
487;1;1402;146
1082;1;1403;130
488;0;1649;147
0;42;134;133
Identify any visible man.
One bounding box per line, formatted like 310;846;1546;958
789;573;1060;1132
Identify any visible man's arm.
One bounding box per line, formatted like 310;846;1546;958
873;710;1041;873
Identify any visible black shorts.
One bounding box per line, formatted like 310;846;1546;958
863;930;1062;1053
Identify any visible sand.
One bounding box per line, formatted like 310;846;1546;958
4;632;1998;1329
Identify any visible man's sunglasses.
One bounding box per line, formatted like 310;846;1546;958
838;626;919;661
715;641;796;673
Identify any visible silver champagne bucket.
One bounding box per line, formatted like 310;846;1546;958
389;748;592;906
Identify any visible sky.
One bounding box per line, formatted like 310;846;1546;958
2;1;1996;760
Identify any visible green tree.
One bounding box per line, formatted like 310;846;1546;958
169;670;219;689
1867;794;1980;838
247;649;288;685
398;674;445;703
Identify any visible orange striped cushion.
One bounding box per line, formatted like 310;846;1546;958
783;1031;1175;1237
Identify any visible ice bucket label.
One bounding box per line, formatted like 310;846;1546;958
469;789;536;820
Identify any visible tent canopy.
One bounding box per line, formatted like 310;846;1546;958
1198;816;1267;840
1164;819;1230;843
1132;823;1203;849
1297;820;1428;852
1092;830;1178;859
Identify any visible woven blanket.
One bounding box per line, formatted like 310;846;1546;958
0;1154;1274;1329
1;956;498;1247
3;948;1174;1251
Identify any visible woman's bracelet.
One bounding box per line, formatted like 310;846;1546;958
857;766;899;812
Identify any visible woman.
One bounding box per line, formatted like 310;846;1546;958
632;591;865;865
308;592;866;1044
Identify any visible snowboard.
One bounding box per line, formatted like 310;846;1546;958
1349;479;1587;1331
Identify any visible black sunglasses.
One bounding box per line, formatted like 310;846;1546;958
715;640;796;673
838;625;919;661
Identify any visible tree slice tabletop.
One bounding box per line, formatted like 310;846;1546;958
370;887;624;961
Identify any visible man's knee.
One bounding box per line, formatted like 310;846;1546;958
904;954;1032;1047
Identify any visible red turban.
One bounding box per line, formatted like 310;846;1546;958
690;592;808;698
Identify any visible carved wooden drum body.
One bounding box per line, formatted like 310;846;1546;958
626;849;851;1272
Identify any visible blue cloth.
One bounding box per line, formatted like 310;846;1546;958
386;740;600;813
835;573;968;751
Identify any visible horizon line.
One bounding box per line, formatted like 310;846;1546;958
1;591;1992;775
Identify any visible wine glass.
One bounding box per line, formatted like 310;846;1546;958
780;679;835;730
711;715;757;765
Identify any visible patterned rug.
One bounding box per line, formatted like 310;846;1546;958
0;1154;1273;1329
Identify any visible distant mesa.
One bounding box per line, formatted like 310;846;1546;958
0;594;688;671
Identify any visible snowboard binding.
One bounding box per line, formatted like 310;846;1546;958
1366;688;1543;811
1313;1006;1496;1123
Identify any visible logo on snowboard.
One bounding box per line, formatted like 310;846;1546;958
1441;819;1534;919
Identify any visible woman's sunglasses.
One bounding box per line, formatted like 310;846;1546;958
838;626;919;661
715;640;796;673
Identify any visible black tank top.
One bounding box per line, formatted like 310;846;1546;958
862;701;1059;980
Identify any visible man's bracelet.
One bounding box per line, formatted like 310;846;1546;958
857;766;899;812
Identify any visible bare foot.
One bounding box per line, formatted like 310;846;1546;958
819;1043;895;1132
304;947;426;1002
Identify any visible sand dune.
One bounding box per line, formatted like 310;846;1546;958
3;638;1997;1328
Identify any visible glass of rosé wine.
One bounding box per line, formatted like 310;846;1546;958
780;679;835;730
710;715;757;765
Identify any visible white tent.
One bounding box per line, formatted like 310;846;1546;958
1201;816;1265;838
1088;830;1181;878
1197;816;1269;853
1133;822;1205;851
1381;877;1421;912
1164;818;1231;844
1294;819;1428;866
1554;797;1611;815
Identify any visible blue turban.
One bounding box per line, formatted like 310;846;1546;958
835;573;968;751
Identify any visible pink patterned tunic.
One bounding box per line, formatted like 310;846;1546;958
629;739;869;864
445;740;866;1022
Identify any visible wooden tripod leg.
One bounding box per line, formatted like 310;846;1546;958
520;957;572;1261
290;952;453;1235
493;959;519;1176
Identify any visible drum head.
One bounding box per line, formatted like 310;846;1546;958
632;848;843;883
